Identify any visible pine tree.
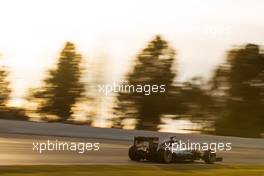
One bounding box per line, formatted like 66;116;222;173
211;44;264;137
32;42;85;122
113;36;176;130
0;60;11;109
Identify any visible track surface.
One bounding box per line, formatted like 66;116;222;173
0;134;263;165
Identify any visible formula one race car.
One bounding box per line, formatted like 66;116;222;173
128;136;223;164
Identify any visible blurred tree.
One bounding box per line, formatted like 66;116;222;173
179;77;214;120
31;42;85;122
0;60;11;109
211;44;264;137
0;57;28;121
149;76;215;133
113;36;176;130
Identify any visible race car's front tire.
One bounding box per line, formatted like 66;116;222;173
128;146;141;161
203;150;216;164
157;149;172;164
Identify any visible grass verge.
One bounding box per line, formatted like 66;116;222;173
0;165;263;176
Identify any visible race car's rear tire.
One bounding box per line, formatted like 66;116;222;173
128;146;141;161
157;149;172;164
203;150;216;164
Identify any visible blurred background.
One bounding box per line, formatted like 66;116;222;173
0;0;264;138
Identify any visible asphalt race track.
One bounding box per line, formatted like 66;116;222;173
0;133;264;165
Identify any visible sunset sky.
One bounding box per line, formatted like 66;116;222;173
0;0;264;107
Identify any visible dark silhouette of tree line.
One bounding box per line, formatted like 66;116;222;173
0;36;264;137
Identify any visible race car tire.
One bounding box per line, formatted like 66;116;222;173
128;146;141;161
203;150;216;164
157;149;172;164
